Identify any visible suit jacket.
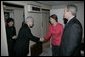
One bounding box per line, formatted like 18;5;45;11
60;17;82;56
14;23;40;56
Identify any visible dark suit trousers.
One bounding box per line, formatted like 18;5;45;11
52;45;60;56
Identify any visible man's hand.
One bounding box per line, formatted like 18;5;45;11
12;36;17;39
40;37;44;42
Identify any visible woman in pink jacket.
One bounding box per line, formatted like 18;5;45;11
41;14;63;56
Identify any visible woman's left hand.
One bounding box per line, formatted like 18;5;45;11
12;35;17;39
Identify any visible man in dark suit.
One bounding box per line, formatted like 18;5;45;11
13;16;41;56
60;4;83;56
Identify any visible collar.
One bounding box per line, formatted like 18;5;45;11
67;16;75;23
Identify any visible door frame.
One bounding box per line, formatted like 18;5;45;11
1;1;8;56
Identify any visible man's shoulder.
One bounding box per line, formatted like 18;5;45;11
73;18;82;26
68;18;82;29
69;17;81;25
19;25;30;33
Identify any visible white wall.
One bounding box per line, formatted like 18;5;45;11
13;8;24;35
51;2;84;38
1;1;8;56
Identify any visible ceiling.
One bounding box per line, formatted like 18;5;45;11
36;1;83;6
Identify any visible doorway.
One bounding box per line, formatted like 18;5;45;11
3;2;24;56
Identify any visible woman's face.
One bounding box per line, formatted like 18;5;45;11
50;18;56;24
8;21;14;27
27;19;34;28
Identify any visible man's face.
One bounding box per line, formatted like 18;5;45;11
64;8;70;19
27;19;34;28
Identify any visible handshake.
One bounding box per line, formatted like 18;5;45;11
40;37;44;42
36;37;45;44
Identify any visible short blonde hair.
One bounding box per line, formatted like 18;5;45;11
25;16;33;23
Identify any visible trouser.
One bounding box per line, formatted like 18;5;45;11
52;45;60;56
7;39;16;56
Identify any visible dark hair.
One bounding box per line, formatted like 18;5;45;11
6;18;15;27
6;18;14;23
50;14;58;22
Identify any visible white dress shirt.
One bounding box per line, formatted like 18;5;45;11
67;16;75;23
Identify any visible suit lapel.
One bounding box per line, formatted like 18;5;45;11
64;17;76;31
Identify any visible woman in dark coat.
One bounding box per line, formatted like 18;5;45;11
14;16;40;56
6;18;16;56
